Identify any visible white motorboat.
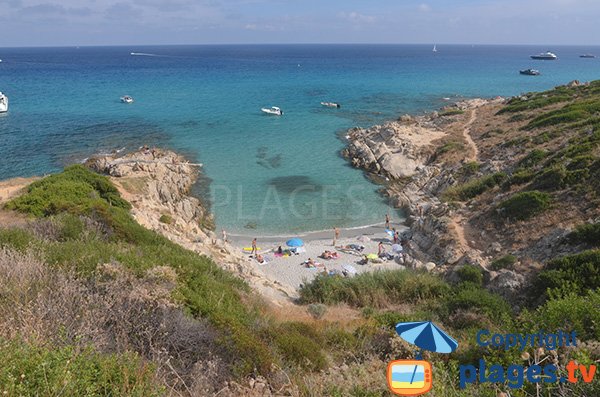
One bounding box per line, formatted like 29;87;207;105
321;102;341;108
261;106;283;116
530;51;557;60
0;92;8;113
120;95;134;104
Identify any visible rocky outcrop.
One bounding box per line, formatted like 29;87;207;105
342;101;499;269
343;119;445;179
87;148;296;302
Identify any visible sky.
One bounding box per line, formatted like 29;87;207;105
1;0;599;47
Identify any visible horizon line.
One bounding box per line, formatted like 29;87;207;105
1;42;600;49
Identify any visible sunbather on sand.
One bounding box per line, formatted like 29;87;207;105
256;254;266;264
320;250;340;260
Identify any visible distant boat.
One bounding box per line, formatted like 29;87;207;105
520;69;541;76
120;95;134;104
321;102;341;108
0;92;8;113
261;106;283;116
580;54;596;58
530;51;557;60
432;44;437;53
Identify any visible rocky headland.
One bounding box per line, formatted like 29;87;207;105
86;148;296;302
343;85;600;299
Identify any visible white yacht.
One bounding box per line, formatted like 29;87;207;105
0;92;8;113
321;102;341;108
530;51;557;60
261;106;283;116
120;95;134;104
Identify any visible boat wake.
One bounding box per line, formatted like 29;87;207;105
130;52;163;57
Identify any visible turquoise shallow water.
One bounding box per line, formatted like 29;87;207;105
1;44;600;233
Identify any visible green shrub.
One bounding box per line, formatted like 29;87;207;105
461;161;481;176
0;228;34;251
530;167;567;191
265;322;327;371
526;110;587;129
443;173;507;201
499;94;573;114
518;149;547;169
6;165;130;217
58;213;85;241
159;214;173;224
497;191;551;221
442;285;511;320
307;303;327;320
533;290;600;341
569;223;600;246
456;265;483;286
508;170;536;186
490;255;517;270
299;270;450;308
535;250;600;298
0;339;161;396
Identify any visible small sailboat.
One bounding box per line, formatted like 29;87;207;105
0;92;8;113
432;44;437;53
261;106;283;116
120;95;134;104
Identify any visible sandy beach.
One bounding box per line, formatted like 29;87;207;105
231;222;410;290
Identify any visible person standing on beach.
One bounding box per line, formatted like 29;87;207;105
385;213;391;229
333;227;340;246
251;238;257;256
222;229;228;243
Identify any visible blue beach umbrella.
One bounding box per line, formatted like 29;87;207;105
286;238;304;247
395;321;458;354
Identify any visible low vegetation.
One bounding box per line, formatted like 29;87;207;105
569;222;600;246
490;254;517;270
442;172;507;201
497;190;551;221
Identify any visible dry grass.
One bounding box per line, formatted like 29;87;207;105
0;247;230;395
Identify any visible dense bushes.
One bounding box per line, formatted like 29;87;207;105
497;191;551;221
298;270;450;308
535;250;600;298
456;265;483;286
530;167;567;191
490;255;517;270
569;223;600;246
531;290;600;341
443;173;507;201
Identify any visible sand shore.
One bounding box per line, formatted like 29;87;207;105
231;221;409;290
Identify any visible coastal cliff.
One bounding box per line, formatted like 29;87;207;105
343;83;600;297
86;148;296;301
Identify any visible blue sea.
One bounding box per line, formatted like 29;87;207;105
1;44;599;234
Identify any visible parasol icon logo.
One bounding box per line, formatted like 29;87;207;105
387;322;458;396
387;359;433;396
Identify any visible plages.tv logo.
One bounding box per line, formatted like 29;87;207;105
387;321;458;396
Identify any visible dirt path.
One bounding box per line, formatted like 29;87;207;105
463;108;480;162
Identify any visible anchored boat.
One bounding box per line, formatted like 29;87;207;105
261;106;283;116
120;95;134;104
520;69;540;76
530;51;557;60
0;92;8;113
